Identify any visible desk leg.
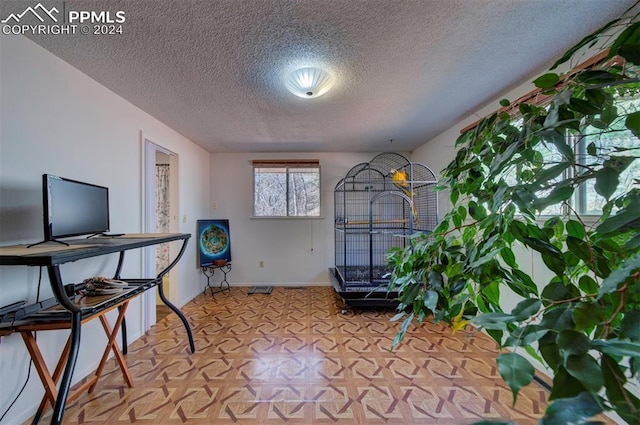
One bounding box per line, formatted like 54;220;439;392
27;305;133;423
120;309;128;355
114;251;128;355
157;282;195;353
51;311;81;425
21;331;59;421
90;307;133;391
155;238;195;353
26;334;72;424
32;336;71;423
47;264;82;425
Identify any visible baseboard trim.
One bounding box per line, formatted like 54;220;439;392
226;282;332;287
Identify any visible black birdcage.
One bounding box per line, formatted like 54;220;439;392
331;152;438;310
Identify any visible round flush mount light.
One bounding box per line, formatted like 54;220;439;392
285;67;334;99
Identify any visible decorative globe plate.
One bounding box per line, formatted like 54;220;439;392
200;223;229;256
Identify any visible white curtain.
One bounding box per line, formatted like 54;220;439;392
156;164;170;274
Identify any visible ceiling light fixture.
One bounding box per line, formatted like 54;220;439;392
285;67;334;99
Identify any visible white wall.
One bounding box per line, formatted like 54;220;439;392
410;63;562;313
209;152;382;286
409;57;571;380
0;34;210;424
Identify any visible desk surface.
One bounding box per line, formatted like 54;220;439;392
0;233;191;266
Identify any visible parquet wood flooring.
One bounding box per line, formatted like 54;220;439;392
35;287;555;424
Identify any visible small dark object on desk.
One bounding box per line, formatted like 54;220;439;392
80;276;129;296
64;283;76;297
102;233;125;237
5;298;59;321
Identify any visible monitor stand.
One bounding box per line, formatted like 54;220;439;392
26;239;70;248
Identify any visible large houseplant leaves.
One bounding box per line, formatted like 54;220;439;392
387;4;640;423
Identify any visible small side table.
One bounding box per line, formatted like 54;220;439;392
202;262;231;296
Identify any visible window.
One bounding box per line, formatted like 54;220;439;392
253;160;321;217
508;94;639;217
470;51;640;218
501;115;568;216
576;94;640;215
535;141;568;216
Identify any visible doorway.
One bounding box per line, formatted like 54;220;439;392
142;136;179;331
155;151;172;321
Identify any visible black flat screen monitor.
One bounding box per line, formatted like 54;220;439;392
43;174;110;240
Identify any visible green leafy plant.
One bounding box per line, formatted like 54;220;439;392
387;5;640;424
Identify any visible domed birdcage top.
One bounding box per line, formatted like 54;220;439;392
336;152;437;190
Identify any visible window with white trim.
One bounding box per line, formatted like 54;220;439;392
576;94;640;215
253;160;321;217
497;88;638;218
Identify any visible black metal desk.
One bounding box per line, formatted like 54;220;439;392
0;233;195;425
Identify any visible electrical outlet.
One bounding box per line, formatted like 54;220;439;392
212;202;218;210
182;214;187;223
259;260;264;268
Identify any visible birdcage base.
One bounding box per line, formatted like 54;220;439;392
329;268;399;312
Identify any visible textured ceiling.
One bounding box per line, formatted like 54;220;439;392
7;0;636;153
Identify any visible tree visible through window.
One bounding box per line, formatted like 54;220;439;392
577;94;640;215
253;160;320;217
501;89;639;217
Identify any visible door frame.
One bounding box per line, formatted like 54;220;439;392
141;133;178;332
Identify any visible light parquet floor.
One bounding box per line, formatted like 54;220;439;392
37;286;552;424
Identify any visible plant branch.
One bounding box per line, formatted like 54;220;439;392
602;284;628;338
443;220;479;237
566;204;601;283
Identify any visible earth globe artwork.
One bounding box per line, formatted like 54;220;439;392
200;223;229;257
